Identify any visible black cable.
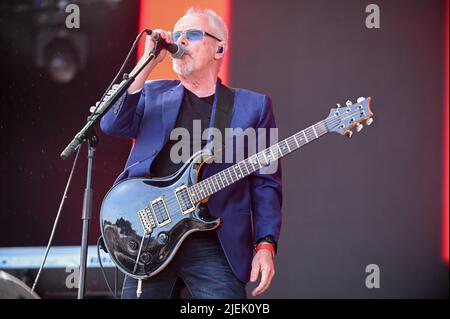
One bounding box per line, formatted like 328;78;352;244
31;144;82;293
114;267;119;296
88;29;149;119
96;236;118;299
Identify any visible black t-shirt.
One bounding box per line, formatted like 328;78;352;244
150;89;214;177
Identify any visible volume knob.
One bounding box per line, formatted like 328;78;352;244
158;233;169;244
356;123;364;132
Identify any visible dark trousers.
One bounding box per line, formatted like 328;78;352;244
121;231;247;299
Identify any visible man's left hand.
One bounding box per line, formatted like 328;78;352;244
250;248;275;296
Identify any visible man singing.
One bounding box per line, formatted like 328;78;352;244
101;8;282;299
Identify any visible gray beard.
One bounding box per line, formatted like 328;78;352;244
173;59;194;75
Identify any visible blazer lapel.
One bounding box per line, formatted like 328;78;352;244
161;82;184;149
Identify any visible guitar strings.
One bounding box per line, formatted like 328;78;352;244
189;108;369;201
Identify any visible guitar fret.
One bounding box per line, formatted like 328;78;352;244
261;151;269;165
195;187;200;202
233;164;244;180
246;160;252;174
204;180;211;195
275;145;281;158
302;130;308;143
277;143;283;157
223;172;229;186
223;170;230;185
216;175;222;189
206;180;213;195
288;137;296;150
229;169;234;183
210;179;216;194
209;179;215;194
230;167;237;181
242;162;247;175
296;133;303;145
263;149;272;165
218;172;225;188
312;125;318;138
191;186;198;202
306;127;315;140
245;161;251;174
198;184;205;197
275;145;281;159
238;164;244;177
279;140;289;155
211;176;218;192
254;154;261;168
226;168;233;183
249;157;256;171
194;191;199;203
269;147;276;161
237;164;244;178
285;140;291;152
188;188;196;203
234;166;239;180
215;175;221;190
293;135;300;147
204;180;211;196
256;153;262;167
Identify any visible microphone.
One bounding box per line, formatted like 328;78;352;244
145;30;185;59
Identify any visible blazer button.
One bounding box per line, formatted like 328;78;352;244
152;149;158;156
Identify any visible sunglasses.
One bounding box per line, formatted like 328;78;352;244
172;29;222;42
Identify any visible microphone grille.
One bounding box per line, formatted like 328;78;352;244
171;44;185;59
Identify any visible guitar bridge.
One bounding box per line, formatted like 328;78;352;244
137;207;155;234
151;196;171;227
175;185;195;215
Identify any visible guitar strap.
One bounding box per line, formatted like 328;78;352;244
213;83;234;142
206;82;234;160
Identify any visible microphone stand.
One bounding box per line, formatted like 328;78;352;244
60;41;162;299
77;129;97;299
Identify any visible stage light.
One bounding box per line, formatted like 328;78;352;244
44;37;79;83
36;30;87;84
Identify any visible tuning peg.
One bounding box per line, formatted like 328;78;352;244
357;97;365;103
366;118;373;126
336;103;341;108
346;130;353;138
346;100;352;106
356;123;364;132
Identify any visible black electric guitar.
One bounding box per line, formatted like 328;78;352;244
99;97;374;279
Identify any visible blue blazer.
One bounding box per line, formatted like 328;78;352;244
100;79;282;283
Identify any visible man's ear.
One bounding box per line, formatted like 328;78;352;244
215;41;226;59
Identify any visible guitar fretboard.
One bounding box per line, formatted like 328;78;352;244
188;120;329;203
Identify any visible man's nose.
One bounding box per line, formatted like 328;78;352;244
176;33;189;46
179;37;188;46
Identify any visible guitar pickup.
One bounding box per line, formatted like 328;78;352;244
175;185;195;215
151;197;171;227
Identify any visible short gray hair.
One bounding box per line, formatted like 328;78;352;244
185;8;228;42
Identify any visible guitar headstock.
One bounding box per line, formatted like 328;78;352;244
325;97;374;137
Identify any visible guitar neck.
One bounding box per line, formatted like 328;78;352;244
188;120;329;203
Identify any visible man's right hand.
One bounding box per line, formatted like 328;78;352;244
128;29;172;93
143;29;173;64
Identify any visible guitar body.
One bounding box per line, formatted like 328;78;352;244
100;150;221;279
